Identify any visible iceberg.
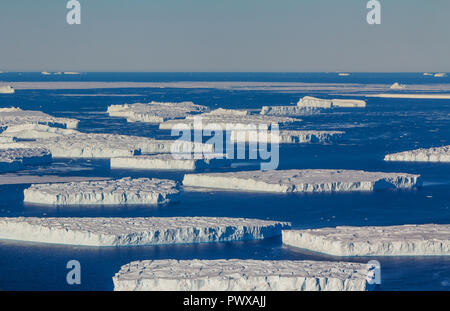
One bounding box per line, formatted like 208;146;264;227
384;145;450;162
0;85;15;94
0;148;52;172
0;217;289;246
282;224;450;256
434;73;447;77
390;82;406;90
230;130;344;144
159;109;297;130
183;169;421;193
0;124;80;139
23;177;180;205
260;105;319;116
107;101;208;123
113;259;368;291
0;107;79;129
296;96;366;109
110;153;228;171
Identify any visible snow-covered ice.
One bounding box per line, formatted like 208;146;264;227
390;82;406;90
0;85;15;94
0;148;52;172
260;105;319;116
230;130;344;144
113;259;368;291
434;73;447;77
0;124;80;139
0;217;290;246
107;101;208;123
296;96;366;108
23;177;180;205
384;146;450;162
282;224;450;256
159;109;297;130
183;169;421;193
0;107;79;129
111;153;228;171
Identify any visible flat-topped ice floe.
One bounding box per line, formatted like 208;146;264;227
282;224;450;257
183;169;421;193
107;101;208;123
23;177;180;205
0;217;289;246
0;107;79;129
113;259;368;291
2;133;213;158
111;153;228;171
384;145;450;162
159;108;297;130
230;130;344;144
0;148;51;172
0;85;15;94
297;96;366;108
0;124;80;139
260;105;319;116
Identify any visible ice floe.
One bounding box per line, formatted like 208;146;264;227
0;148;52;172
230;130;344;144
282;224;450;256
390;82;406;90
0;85;15;94
183;169;421;193
0;107;79;129
113;259;368;291
23;177;180;205
107;101;208;123
0;124;80;139
296;96;366;108
260;105;319;116
384;145;450;162
0;217;289;246
111;153;228;171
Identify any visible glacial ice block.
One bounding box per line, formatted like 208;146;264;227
159;109;297;130
384;146;450;162
0;124;80;139
113;259;368;291
230;130;344;144
110;153;228;171
0;85;15;94
0;217;290;246
296;96;366;109
282;224;450;256
0;148;52;172
23;177;180;205
183;169;421;193
260;105;319;116
0;107;79;129
107;101;208;123
9;133;214;158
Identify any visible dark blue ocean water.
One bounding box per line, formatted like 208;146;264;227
0;73;449;290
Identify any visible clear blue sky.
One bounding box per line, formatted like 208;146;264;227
1;0;449;72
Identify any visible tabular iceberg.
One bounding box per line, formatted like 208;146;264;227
260;105;319;116
111;153;228;170
107;101;208;123
0;107;79;129
230;130;344;144
282;224;450;256
384;145;450;162
113;259;368;291
296;96;366;108
0;85;15;94
0;217;290;246
0;123;80;139
183;169;421;193
23;177;180;205
0;148;52;172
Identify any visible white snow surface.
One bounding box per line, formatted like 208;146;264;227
183;169;421;193
111;153;228;170
23;177;180;205
113;259;368;291
260;105;319;116
384;146;450;162
282;224;450;256
107;101;208;123
0;217;290;246
230;130;344;144
0;124;80;139
0;107;78;129
390;82;406;90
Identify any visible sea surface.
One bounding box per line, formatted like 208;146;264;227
0;73;449;290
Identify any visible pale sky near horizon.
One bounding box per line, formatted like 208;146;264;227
0;0;449;72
